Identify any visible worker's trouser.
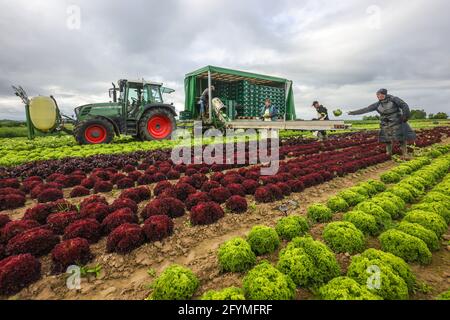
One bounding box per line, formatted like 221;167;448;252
386;141;408;156
199;99;206;115
318;131;327;140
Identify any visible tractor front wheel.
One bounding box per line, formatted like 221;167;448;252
74;118;115;145
138;108;176;141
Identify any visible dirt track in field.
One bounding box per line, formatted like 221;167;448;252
5;137;450;301
9;160;400;300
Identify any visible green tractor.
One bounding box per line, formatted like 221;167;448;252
13;79;177;144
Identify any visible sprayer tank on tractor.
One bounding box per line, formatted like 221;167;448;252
13;79;177;144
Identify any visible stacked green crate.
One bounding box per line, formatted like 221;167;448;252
210;80;286;118
215;82;231;103
233;81;286;118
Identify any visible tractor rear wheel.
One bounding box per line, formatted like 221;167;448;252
74;118;115;145
138;108;176;141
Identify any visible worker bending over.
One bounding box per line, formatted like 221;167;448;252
260;98;278;121
348;88;416;159
198;85;215;119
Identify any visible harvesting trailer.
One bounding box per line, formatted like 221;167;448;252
182;65;349;133
13;79;177;144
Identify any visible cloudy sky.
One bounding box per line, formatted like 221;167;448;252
1;0;449;120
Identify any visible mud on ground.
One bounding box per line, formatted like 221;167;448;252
6;139;450;300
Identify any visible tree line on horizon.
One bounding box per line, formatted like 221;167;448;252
362;109;448;121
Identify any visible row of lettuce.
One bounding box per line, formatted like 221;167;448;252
0;130;302;167
1;127;449;168
0;136;179;167
145;144;450;300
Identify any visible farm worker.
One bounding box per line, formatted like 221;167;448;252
198;85;215;119
312;101;329;140
348;89;416;159
260;98;278;121
312;101;329;120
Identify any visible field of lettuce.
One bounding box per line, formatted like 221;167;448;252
0;126;449;300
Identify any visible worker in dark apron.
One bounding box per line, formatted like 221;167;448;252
348;89;416;159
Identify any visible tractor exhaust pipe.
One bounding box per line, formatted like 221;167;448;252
109;83;118;103
112;82;117;102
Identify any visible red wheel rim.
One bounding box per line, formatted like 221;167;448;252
147;115;172;139
85;125;107;144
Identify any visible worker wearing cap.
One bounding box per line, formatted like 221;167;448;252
348;89;416;158
260;98;278;121
312;101;329;140
198;85;215;119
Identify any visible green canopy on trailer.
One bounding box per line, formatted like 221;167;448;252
184;65;296;120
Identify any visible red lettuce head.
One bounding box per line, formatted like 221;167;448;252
0;254;41;296
106;223;145;254
51;238;92;274
142;215;174;242
226;195;248;214
190;202;224;225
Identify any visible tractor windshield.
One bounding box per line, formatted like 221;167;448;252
147;85;163;103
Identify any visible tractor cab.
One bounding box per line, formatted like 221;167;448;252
116;80;165;118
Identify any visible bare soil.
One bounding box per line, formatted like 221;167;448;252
7;160;403;300
4;138;450;300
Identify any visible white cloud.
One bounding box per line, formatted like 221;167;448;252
0;0;449;121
